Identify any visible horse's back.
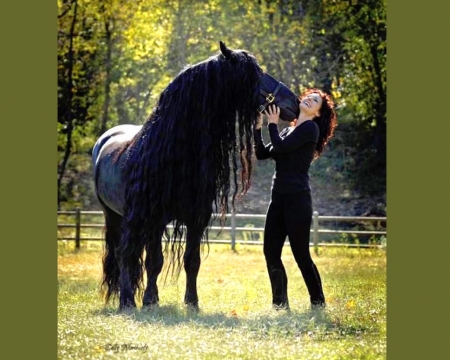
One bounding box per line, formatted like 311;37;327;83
92;124;142;215
92;125;141;165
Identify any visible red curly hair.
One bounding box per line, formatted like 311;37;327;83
300;88;337;159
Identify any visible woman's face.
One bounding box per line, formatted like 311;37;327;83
299;93;323;118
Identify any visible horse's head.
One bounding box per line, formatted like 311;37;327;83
219;41;299;122
258;73;300;122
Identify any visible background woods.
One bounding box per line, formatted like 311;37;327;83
57;0;386;216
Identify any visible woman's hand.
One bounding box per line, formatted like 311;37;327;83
264;105;280;125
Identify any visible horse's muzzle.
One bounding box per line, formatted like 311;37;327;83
259;73;300;121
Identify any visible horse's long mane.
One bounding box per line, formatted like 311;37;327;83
119;47;262;287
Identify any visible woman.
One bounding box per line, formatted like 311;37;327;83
254;88;337;310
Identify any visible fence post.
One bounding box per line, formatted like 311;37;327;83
75;207;81;249
231;211;236;251
313;211;319;255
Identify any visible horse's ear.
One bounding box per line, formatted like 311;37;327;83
220;41;233;60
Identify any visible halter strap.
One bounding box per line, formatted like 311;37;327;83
257;81;283;113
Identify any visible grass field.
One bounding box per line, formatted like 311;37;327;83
58;241;386;359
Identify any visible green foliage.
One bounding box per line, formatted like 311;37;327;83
57;0;386;213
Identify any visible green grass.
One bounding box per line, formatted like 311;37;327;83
58;242;386;359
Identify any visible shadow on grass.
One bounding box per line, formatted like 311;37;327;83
60;279;376;339
89;303;351;338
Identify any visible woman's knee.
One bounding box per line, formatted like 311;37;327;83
264;252;283;269
292;251;313;268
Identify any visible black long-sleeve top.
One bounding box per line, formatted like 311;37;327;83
254;121;319;194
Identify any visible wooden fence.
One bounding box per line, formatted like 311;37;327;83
58;209;386;253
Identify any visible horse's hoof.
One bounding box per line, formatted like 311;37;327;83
119;301;137;311
185;302;200;313
142;302;159;311
272;302;290;311
143;294;159;307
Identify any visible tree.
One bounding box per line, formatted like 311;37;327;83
58;0;101;208
57;0;386;214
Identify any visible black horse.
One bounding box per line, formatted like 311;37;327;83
92;41;299;310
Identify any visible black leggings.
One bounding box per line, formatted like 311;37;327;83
263;190;325;306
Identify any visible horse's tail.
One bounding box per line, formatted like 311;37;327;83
100;204;123;304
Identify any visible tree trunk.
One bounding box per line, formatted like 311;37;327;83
369;41;386;190
98;19;113;136
57;0;78;210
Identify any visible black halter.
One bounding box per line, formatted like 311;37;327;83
257;81;284;113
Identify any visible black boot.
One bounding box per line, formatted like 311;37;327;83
301;263;325;309
268;268;289;310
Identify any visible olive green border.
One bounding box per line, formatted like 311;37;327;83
2;1;448;358
1;1;56;358
388;1;450;358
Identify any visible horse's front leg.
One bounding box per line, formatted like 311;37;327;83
118;264;137;310
184;229;202;311
142;238;164;308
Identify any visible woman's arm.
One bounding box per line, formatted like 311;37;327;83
253;114;273;160
265;105;318;153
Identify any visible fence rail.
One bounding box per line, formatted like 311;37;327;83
58;209;386;253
